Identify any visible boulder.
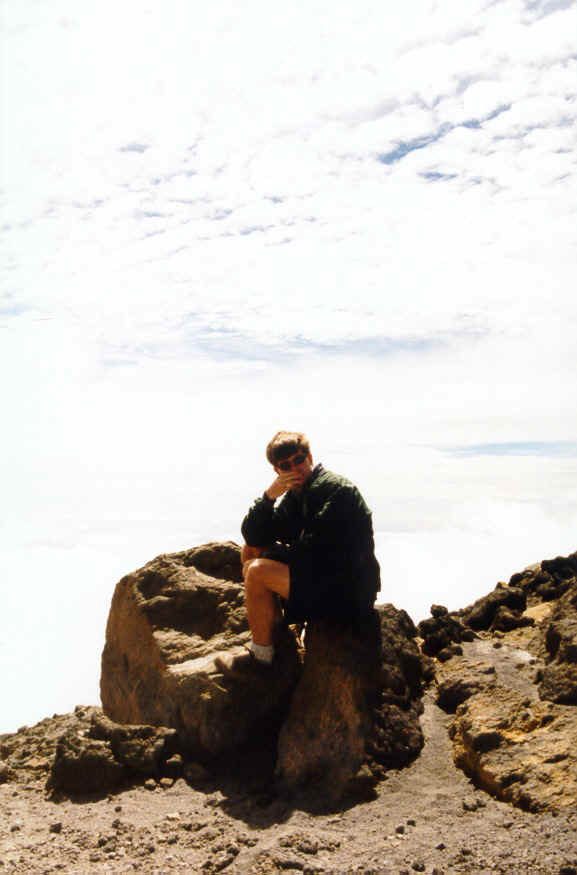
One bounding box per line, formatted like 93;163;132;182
49;731;127;795
418;607;472;657
461;584;526;631
450;687;577;811
509;553;577;602
48;713;180;795
490;605;535;633
539;578;577;705
100;543;301;758
436;662;496;713
276;605;426;804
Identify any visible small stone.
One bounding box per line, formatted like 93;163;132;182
144;779;156;791
407;818;416;826
460;848;473;856
412;863;426;872
10;823;21;832
166;812;180;821
164;754;184;778
49;822;62;834
159;777;174;789
395;824;405;834
435;842;446;850
493;641;503;649
462;797;478;811
184;762;210;784
114;805;122;812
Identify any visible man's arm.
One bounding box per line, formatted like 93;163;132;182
241;471;302;547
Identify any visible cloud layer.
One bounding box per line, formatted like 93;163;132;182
1;0;576;731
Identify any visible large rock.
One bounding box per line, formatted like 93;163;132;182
450;686;577;811
100;543;301;758
539;577;577;704
460;583;526;631
418;604;474;657
48;712;179;795
276;605;426;804
436;661;496;713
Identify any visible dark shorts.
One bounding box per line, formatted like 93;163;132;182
262;544;376;624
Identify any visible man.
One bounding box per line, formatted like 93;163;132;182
238;430;381;665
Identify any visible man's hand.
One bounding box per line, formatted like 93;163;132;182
265;471;302;500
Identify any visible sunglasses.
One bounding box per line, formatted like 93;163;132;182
276;453;308;472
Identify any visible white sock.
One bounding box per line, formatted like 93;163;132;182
249;642;274;664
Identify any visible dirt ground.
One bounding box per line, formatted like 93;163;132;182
2;638;577;875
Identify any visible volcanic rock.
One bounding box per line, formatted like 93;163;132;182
276;605;426;803
539;577;577;704
450;686;577;811
48;712;180;795
418;607;473;658
100;543;301;759
419;549;577;813
436;662;496;713
461;583;526;631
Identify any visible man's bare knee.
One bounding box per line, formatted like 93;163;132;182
241;544;263;563
244;559;268;590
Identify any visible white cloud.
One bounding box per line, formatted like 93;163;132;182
1;0;576;732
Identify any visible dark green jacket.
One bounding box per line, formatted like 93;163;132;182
241;464;380;620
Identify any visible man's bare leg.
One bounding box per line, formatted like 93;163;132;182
214;548;291;670
243;558;290;647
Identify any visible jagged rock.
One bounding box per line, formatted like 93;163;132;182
89;712;179;775
450;686;577;811
509;553;577;602
0;760;14;784
276;605;425;804
539;578;577;705
436;661;497;713
49;731;128;795
0;706;101;785
461;584;526;631
490;605;535;633
275;614;380;805
100;543;301;758
418;607;470;657
436;643;463;662
47;712;180;795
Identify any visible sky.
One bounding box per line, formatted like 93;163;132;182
1;0;576;733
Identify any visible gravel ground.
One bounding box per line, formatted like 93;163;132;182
2;668;577;875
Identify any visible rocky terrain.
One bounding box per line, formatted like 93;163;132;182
1;546;577;874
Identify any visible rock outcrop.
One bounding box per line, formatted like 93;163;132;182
450;686;577;811
100;543;301;759
7;540;577;816
100;543;426;804
276;606;425;804
423;548;577;813
48;712;180;795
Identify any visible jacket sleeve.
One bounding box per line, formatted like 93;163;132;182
241;493;300;547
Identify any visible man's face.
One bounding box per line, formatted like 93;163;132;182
274;450;314;491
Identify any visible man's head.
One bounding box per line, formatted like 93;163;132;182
266;431;313;489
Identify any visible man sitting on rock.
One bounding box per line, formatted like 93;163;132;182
233;430;381;666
